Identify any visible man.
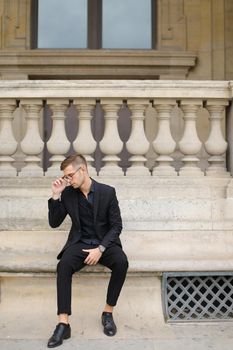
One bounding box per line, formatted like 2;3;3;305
47;154;128;348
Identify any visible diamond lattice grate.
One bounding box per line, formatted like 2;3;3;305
162;273;233;322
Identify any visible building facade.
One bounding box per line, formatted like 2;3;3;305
1;0;233;334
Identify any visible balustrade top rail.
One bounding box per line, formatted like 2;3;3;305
0;80;232;177
0;80;232;99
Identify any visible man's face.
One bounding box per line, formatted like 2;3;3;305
62;164;84;188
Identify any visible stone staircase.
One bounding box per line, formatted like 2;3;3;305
1;175;233;342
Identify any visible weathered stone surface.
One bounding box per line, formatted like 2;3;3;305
1;229;233;273
1;274;233;347
0;176;231;230
0;80;229;99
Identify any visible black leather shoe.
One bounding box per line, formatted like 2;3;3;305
101;312;117;336
47;323;71;348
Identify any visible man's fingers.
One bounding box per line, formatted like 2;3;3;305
84;257;97;265
83;248;100;265
53;178;64;185
86;260;97;265
83;250;90;264
84;256;91;264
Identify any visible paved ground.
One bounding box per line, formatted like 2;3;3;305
1;322;233;350
0;338;228;350
1;275;233;349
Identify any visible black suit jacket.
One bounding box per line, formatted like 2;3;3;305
48;179;123;259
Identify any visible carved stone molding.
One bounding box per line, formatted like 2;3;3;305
0;49;197;80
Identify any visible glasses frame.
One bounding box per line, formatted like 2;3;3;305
62;166;81;182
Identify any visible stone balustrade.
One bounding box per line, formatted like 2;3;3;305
0;80;232;177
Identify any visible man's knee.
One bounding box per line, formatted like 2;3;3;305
57;258;74;275
113;255;129;272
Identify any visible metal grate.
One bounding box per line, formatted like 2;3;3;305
162;272;233;322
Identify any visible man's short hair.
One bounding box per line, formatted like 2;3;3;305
60;154;87;171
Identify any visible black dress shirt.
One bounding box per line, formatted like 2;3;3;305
77;180;100;245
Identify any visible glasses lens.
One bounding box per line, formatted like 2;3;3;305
62;167;80;181
63;175;70;181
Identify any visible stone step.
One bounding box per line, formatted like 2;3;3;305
1;230;233;273
0;275;164;339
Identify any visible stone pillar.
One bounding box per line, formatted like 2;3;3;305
178;100;203;175
99;99;123;176
204;100;229;176
19;99;44;177
0;99;17;176
152;99;176;175
73;99;97;176
126;100;150;176
45;99;70;177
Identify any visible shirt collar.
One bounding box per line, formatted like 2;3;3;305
89;179;95;193
77;178;95;194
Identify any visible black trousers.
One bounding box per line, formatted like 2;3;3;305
56;242;128;315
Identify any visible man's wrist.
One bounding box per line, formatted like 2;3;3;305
52;193;61;200
98;245;106;253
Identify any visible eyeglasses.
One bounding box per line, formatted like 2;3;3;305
62;167;81;182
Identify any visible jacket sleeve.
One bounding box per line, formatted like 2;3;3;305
48;196;68;228
100;188;123;248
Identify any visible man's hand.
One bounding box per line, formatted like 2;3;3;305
51;177;67;200
82;248;102;265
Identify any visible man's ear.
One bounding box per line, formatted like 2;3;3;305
79;165;85;174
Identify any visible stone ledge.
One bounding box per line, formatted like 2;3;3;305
1;230;233;274
0;79;230;99
1;256;233;276
0;50;197;79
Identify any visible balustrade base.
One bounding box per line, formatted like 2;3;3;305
18;164;44;177
178;167;204;176
205;164;230;177
0;168;17;177
205;171;230;178
152;166;177;176
98;166;124;177
44;167;63;178
0;156;17;177
126;166;151;176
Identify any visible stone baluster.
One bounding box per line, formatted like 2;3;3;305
19;99;44;177
178;100;203;175
152;99;176;175
204;100;229;176
99;99;123;176
46;99;70;176
126;100;150;175
73;99;97;176
0;99;17;177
